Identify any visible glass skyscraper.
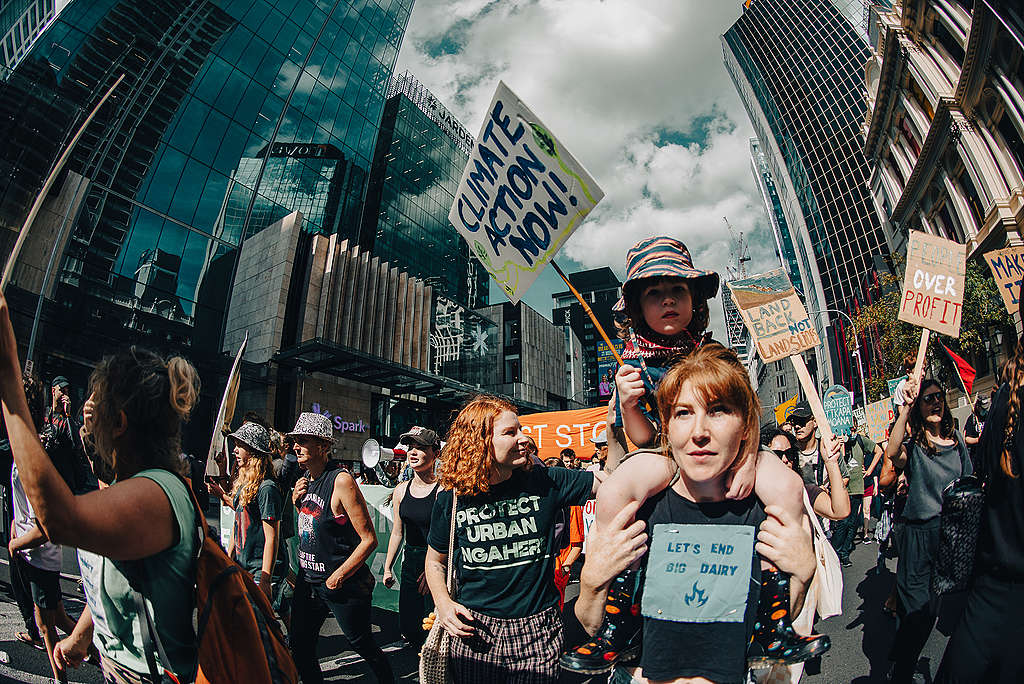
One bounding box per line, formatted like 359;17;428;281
723;0;892;390
361;71;488;310
0;0;413;379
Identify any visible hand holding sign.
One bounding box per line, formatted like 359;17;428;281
899;231;967;385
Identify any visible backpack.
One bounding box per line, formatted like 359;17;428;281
132;475;298;684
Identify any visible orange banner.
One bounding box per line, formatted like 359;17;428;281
520;406;609;463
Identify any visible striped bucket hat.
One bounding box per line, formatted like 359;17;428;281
613;236;720;311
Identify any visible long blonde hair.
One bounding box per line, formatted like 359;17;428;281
231;445;273;507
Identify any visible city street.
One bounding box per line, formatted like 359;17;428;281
0;525;955;683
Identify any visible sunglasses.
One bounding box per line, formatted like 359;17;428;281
789;416;813;427
921;390;945;404
772;448;798;461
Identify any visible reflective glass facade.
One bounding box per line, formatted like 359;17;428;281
361;72;489;310
723;0;890;389
0;0;413;366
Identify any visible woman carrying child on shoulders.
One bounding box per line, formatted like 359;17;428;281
563;237;821;673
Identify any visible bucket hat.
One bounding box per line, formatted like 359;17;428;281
399;426;441;447
613;236;720;312
287;412;335;443
228;421;271;454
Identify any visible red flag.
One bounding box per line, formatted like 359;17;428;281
940;343;976;395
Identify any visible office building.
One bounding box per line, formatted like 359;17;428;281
863;0;1024;257
1;0;67;77
361;71;489;309
0;0;415;451
551;267;622;406
723;0;892;397
476;301;577;411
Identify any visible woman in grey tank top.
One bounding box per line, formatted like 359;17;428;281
883;378;971;683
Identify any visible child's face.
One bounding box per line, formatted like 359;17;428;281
667;380;745;484
639;278;693;336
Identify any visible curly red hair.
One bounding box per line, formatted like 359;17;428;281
439;395;520;497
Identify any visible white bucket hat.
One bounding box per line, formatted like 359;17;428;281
287;412;335;443
227;421;271;454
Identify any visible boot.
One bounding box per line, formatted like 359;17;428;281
559;569;642;674
747;566;831;667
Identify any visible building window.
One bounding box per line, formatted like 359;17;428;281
504;318;519;347
504;354;521;383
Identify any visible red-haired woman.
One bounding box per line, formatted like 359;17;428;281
575;344;819;683
884;377;971;683
425;396;600;683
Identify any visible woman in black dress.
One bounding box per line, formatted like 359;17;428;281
381;426;441;648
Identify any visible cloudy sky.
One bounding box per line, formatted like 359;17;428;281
396;0;783;340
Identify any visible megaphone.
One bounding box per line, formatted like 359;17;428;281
361;439;406;487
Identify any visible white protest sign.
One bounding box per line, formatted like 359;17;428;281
449;82;604;303
899;231;966;337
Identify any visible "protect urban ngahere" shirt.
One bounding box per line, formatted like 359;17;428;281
428;466;593;618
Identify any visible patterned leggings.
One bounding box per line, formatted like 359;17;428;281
450;605;563;684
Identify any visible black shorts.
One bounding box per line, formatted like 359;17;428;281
20;558;62;610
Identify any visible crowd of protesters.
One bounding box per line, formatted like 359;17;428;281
0;234;1021;684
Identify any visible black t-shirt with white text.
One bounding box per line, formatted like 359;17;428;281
428;466;593;618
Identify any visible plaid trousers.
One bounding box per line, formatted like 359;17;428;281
450;605;563;684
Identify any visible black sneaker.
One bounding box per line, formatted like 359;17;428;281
841;558;853;567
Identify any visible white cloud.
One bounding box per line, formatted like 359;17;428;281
396;0;785;337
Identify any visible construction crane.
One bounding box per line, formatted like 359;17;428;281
723;216;751;279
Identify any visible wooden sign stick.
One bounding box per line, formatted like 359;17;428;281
910;329;930;392
789;353;835;446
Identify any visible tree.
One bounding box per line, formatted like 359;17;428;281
849;256;1010;402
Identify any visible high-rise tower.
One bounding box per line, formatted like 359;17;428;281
723;0;891;391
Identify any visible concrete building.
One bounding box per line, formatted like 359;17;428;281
476;301;578;411
723;0;893;397
863;0;1024;258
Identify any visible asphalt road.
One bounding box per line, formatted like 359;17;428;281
0;527;956;683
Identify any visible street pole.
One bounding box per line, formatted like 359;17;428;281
808;308;868;410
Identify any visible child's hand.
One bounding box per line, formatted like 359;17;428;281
615;365;645;408
725;450;757;500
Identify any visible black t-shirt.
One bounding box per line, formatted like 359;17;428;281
232;479;284;576
428;466;593;618
636;486;765;684
976;384;1024;579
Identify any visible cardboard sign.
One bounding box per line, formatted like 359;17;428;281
641;524;754;623
983;245;1024;315
727;269;820;363
823;384;853;436
774;395;798;425
519;406;609;462
581;498;596;554
449;82;605;303
865;397;896;444
899;231;966;337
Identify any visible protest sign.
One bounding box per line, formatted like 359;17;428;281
865;398;896;444
887;375;908;400
449;82;604;303
581;498;597;553
898;231;966;337
983;245;1024;315
853;406;866;426
596;339;624;398
726;269;819;363
362;484;401;612
775;395;798;424
519;406;609;462
823;384;853;436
